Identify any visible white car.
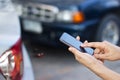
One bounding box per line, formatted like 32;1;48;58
0;0;34;80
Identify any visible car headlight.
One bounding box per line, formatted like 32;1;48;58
56;10;84;23
13;4;23;16
0;39;23;80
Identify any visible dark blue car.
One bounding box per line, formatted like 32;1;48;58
13;0;120;46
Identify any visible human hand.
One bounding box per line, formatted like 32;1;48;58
69;37;120;80
69;46;104;68
68;36;103;69
81;41;120;61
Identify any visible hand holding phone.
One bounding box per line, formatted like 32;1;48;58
59;32;94;55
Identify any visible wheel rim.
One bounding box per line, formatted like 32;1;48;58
102;21;119;45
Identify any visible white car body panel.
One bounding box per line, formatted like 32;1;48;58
22;44;34;80
0;0;34;80
0;0;20;55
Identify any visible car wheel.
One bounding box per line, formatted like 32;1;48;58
96;14;120;45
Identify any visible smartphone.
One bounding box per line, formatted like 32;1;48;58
59;32;94;55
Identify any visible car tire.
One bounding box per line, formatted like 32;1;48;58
96;14;120;45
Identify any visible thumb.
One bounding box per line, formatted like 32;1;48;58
68;47;83;56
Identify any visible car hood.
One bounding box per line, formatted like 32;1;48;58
13;0;86;8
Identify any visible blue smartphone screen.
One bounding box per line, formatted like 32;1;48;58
59;32;94;55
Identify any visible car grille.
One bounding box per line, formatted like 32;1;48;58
22;3;59;22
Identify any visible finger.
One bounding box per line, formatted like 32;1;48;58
68;47;82;57
94;48;101;54
81;42;104;49
93;51;105;64
94;53;107;60
94;53;99;59
99;54;107;60
84;40;88;44
94;51;103;59
76;36;80;41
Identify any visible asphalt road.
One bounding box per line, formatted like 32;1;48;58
26;43;120;80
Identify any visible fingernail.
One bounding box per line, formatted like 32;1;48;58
68;47;72;51
76;36;80;40
77;36;79;38
84;40;88;43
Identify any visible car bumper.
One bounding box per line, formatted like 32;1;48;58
21;19;99;46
